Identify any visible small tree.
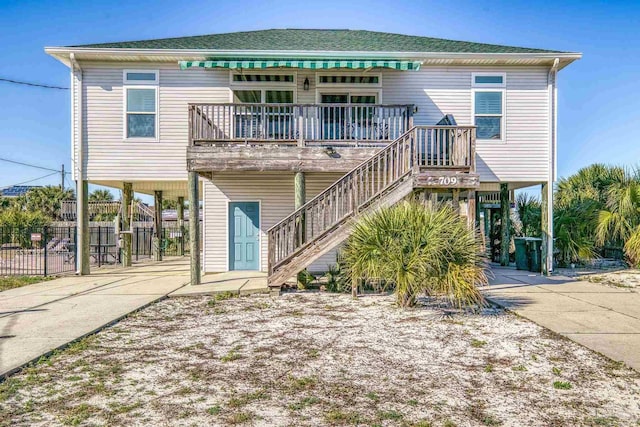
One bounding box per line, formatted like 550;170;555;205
0;207;50;247
24;186;74;220
340;201;488;308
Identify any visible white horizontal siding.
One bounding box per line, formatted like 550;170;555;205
202;172;342;274
382;66;550;182
78;62;551;184
81;61;230;181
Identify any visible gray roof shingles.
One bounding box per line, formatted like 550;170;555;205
70;29;564;54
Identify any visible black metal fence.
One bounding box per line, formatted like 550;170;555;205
0;225;189;276
0;226;77;276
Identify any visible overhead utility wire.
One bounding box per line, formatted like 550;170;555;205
0;157;69;174
0;172;60;190
0;77;69;90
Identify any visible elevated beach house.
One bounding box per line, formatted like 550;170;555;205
45;29;580;288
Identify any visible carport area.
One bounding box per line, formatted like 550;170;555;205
0;258;190;378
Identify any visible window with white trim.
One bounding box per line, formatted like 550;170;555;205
316;72;382;87
472;73;505;141
124;70;158;139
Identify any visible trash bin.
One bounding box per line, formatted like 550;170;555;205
514;238;528;270
528;238;542;273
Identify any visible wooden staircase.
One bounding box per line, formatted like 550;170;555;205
266;125;476;289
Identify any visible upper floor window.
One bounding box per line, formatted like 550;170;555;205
316;72;382;87
318;75;379;85
232;74;294;83
472;73;505;141
123;70;158;139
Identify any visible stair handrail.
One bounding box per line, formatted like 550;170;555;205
267;124;476;276
267;127;420;275
267;127;416;235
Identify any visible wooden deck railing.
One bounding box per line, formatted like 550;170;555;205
267;125;476;279
188;103;414;146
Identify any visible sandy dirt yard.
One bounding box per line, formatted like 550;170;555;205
583;269;640;290
2;292;640;427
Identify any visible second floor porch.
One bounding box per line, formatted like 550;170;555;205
187;103;477;175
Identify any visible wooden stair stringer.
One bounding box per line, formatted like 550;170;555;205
268;175;416;288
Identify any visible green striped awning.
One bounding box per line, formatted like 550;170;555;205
179;59;421;71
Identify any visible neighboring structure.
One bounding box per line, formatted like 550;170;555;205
45;29;581;287
1;185;41;197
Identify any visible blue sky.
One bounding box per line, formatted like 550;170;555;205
1;0;638;200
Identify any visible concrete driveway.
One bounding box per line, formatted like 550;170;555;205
0;258;189;378
485;266;640;371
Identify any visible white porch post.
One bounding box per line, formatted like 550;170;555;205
541;181;554;275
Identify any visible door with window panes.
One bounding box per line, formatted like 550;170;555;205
233;89;294;140
319;93;377;140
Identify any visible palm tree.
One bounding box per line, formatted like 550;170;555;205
89;189;114;201
24;186;74;220
595;168;640;265
514;193;541;237
553;164;629;265
340;201;488;308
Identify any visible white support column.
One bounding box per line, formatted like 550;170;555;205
541;181;554;275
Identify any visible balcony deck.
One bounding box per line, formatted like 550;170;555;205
186;103;476;178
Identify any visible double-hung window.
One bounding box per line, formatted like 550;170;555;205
123;70;158;140
472;73;505;141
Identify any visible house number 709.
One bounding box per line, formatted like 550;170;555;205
438;176;458;185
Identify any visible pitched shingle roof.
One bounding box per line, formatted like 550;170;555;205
71;29;563;54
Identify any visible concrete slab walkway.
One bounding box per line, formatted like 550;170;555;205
0;258;189;378
485;266;640;371
170;270;269;297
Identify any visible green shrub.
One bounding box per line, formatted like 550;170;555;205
340;201;488;308
324;263;348;293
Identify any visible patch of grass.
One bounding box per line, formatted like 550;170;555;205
484;364;494;373
366;392;380;402
324;409;365;425
512;365;527;372
208;291;237;306
224;411;255;425
207;405;222;415
407;399;419;406
0;377;23;402
552;367;562;376
107;401;142;415
65;336;96;355
586;415;620;426
176;386;194;396
60;403;99;426
287;376;317;392
412;420;433;427
553;381;573;390
288;396;320;411
471;339;487;348
220;346;243;363
377;410;403;421
306;349;320;358
469;404;502;426
443;420;457;427
0;275;53;291
227;389;269;408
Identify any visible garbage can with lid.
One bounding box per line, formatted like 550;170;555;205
514;238;529;270
528;238;542;273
